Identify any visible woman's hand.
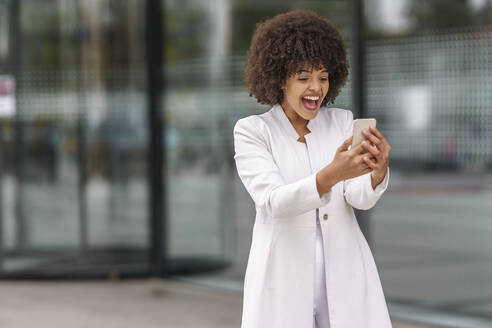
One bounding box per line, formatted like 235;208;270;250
316;136;374;196
331;136;374;180
361;126;391;189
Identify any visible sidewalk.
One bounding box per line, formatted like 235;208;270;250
0;279;434;328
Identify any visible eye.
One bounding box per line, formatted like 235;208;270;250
298;77;309;81
320;77;329;81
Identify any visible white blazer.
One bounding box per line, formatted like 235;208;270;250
233;104;392;328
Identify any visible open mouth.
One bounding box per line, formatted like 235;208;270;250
301;95;320;111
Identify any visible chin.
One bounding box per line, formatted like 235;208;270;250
299;109;318;120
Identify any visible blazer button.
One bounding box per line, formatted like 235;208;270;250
323;214;328;220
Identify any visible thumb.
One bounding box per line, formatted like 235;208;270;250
337;136;353;152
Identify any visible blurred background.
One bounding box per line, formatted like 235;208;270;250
1;0;492;327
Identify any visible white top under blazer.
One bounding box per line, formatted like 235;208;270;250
294;141;329;326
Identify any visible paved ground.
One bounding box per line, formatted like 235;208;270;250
0;279;433;328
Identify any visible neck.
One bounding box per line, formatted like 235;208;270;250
280;102;309;130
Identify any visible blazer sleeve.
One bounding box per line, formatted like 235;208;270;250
342;110;390;210
233;117;331;219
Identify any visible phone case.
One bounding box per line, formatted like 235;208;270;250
351;118;377;151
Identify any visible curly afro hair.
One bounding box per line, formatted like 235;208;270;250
245;9;349;107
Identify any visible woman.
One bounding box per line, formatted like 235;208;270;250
233;9;392;328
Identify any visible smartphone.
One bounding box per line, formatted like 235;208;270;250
351;118;377;153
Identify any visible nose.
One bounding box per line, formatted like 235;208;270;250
308;79;322;93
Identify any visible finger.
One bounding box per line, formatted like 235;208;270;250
355;152;375;165
361;141;381;157
362;129;383;149
337;136;353;152
366;155;378;165
353;142;380;157
369;126;388;144
363;155;378;169
350;141;367;155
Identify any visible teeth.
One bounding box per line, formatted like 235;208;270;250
303;96;319;101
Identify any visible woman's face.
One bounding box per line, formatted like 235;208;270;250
281;66;329;121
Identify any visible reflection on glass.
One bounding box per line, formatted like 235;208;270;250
366;25;492;320
0;0;149;276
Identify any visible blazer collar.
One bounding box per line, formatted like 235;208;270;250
272;104;320;140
